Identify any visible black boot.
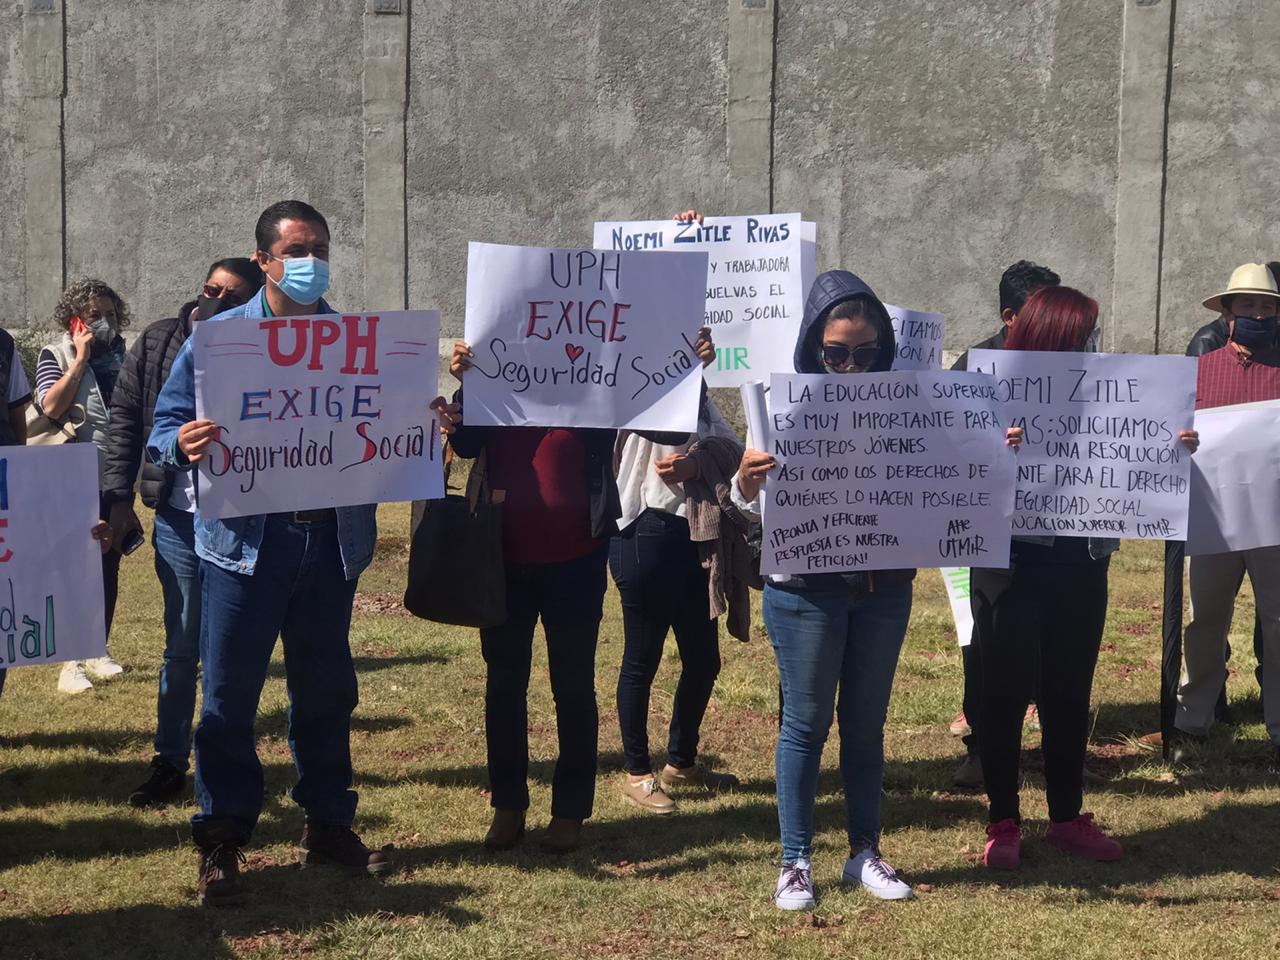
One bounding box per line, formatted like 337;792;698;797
128;757;185;808
299;822;393;876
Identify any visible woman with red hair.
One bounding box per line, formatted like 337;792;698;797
974;286;1196;870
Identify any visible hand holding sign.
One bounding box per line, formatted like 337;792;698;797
463;242;707;431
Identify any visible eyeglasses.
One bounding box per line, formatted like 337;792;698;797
822;343;881;370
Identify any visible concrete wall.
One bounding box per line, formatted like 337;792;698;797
775;0;1123;350
1158;0;1280;354
406;0;730;336
0;0;1273;360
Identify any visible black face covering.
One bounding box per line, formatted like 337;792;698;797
195;295;229;321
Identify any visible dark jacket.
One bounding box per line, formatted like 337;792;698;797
102;302;196;509
778;269;915;595
0;328;22;447
1187;316;1229;357
951;326;1006;372
449;391;688;542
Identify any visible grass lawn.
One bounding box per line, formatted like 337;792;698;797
2;504;1278;959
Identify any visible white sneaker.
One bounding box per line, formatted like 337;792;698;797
84;655;125;679
842;847;913;900
58;661;94;694
774;859;816;910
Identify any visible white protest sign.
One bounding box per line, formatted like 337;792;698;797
0;445;105;668
193;310;445;520
887;305;945;370
762;371;1016;575
463;241;705;431
969;350;1196;540
593;214;804;387
941;567;975;647
1187;399;1280;555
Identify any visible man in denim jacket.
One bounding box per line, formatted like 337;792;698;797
149;200;457;906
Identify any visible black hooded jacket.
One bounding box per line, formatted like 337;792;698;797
102;302;197;509
775;270;916;595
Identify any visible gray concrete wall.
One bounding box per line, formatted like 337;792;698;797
1158;0;1280;354
406;0;731;337
0;4;27;322
0;1;1273;361
774;0;1123;352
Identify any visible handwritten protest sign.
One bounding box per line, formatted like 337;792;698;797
941;567;975;647
193;310;445;520
1187;399;1280;556
887;305;945;370
0;445;105;669
969;350;1196;540
463;241;706;431
761;371;1016;575
594;214;804;387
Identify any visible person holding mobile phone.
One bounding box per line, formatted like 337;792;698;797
102;257;264;807
34;278;133;693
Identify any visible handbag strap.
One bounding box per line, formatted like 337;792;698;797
464;446;492;514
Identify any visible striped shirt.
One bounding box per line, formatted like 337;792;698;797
34;349;64;405
1195;345;1280;411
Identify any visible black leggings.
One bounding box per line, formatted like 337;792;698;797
610;510;721;776
972;546;1109;824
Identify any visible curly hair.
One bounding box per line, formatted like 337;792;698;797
51;277;132;332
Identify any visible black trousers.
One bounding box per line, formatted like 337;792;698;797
610;510;721;776
972;548;1109;824
480;546;607;820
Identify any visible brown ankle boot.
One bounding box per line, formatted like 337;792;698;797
484;809;526;851
197;842;247;907
540;817;583;854
299;822;393;876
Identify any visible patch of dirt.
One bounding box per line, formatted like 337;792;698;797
229;928;318;958
352;593;412;618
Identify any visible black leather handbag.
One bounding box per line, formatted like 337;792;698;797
404;446;507;628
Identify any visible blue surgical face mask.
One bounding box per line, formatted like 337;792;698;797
267;255;330;305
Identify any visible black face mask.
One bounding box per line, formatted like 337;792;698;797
195;294;247;322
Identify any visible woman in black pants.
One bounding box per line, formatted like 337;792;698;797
612;391;744;813
974;285;1199;870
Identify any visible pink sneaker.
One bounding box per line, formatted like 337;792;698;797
1045;813;1124;862
983;819;1021;870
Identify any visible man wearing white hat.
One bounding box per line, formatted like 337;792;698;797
1168;263;1280;764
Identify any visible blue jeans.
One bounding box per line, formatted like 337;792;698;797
153;507;202;771
191;514;359;848
764;582;912;863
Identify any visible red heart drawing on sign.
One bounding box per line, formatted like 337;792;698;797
565;343;585;363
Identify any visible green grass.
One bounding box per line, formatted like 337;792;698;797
2;506;1278;959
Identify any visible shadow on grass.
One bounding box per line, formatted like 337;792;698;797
0;875;479;960
908;798;1280;894
264;650;448;682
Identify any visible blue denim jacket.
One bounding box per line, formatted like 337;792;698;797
146;289;377;580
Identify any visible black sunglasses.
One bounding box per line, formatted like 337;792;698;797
822;343;881;370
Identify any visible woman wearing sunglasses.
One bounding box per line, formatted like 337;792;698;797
732;270;1022;909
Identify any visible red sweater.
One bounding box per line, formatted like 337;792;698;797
485;427;604;565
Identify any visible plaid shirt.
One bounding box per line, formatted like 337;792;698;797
1195;345;1280;410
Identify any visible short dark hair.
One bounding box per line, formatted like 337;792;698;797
206;257;265;289
254;200;329;253
999;260;1060;315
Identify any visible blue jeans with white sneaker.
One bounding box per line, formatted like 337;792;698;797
764;582;912;864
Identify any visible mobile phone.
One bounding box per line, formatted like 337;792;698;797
121;528;146;556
